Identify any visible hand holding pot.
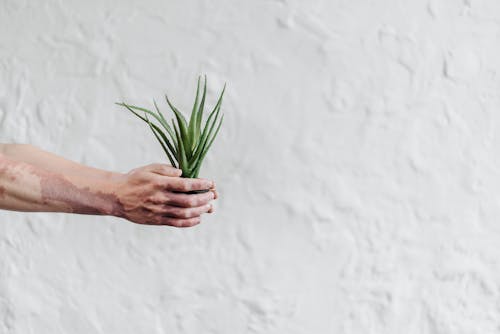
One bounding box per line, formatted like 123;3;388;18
111;163;216;227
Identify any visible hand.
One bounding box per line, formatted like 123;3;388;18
110;163;216;227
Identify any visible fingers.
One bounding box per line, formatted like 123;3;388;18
161;191;215;208
160;203;212;219
145;163;182;177
166;177;214;192
141;202;212;227
211;189;218;200
158;217;201;228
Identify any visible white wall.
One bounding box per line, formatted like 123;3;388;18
1;0;500;333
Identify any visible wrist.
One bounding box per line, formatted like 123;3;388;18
97;172;126;218
104;170;125;182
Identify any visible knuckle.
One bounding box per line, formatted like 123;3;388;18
148;195;162;204
153;179;165;188
185;197;197;207
150;206;165;215
165;207;182;218
180;182;192;192
175;196;189;206
175;195;195;207
177;208;192;218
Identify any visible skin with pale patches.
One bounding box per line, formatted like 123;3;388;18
0;144;218;228
37;171;124;215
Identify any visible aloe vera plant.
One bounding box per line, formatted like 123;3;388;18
116;75;225;179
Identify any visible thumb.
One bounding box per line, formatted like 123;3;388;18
145;163;182;177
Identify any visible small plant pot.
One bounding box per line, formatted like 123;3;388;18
185;189;210;195
173;189;210;195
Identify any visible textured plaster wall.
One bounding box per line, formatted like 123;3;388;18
1;0;500;333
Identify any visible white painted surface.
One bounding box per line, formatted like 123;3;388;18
1;0;500;333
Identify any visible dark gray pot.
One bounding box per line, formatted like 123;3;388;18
187;189;210;195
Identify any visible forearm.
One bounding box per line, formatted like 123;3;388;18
0;153;122;215
0;144;117;180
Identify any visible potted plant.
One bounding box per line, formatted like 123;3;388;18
116;75;225;193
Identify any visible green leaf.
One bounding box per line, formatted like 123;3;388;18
188;109;221;173
191;115;224;178
116;102;163;125
187;76;201;149
145;114;177;167
172;119;188;174
153;99;177;147
122;101;176;147
204;83;225;133
190;86;224;162
194;75;207;148
165;95;191;158
117;102;178;158
203;115;224;156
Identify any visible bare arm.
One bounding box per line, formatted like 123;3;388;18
0;143;115;180
0;144;217;227
0;153;120;214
